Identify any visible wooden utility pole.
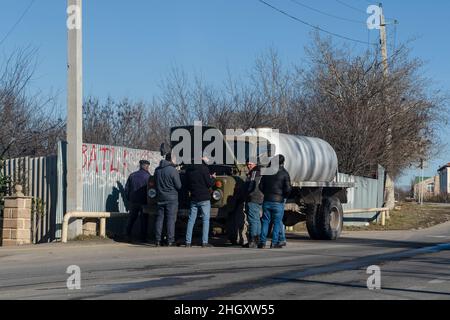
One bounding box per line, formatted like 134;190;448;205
66;0;83;239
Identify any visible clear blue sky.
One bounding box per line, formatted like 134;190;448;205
1;0;449;186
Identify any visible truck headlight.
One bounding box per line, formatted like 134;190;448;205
148;188;157;199
212;190;223;201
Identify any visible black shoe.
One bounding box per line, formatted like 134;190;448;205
279;241;287;247
258;243;266;249
248;241;258;249
154;241;161;247
202;243;213;248
185;243;192;248
167;242;177;247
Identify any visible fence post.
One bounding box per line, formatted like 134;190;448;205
1;185;32;246
381;210;386;226
100;218;106;238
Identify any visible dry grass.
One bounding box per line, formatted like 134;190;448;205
345;202;450;231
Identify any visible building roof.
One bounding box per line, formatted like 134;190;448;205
414;176;432;184
438;163;450;172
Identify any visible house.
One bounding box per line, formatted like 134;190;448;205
413;175;440;200
438;163;450;195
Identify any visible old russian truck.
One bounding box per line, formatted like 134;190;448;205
147;126;354;241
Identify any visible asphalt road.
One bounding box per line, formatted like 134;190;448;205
0;222;449;300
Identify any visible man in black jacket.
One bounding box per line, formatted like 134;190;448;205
258;154;292;249
124;160;151;242
154;154;182;246
185;157;215;247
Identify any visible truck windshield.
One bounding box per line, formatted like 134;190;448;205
226;138;272;165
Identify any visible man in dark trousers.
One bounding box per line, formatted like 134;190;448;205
154;153;182;246
258;155;292;249
243;158;264;248
185;157;215;247
124;160;151;242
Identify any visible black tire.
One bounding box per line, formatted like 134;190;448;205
305;204;322;240
306;197;343;240
317;197;343;240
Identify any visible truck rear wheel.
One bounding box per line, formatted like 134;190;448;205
306;197;343;240
305;204;322;240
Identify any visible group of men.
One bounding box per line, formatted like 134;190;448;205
124;153;292;249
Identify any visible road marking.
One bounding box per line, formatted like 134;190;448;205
427;235;449;238
428;279;446;284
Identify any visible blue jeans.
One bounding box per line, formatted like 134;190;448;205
279;223;286;242
279;199;287;242
246;202;262;239
185;200;211;244
260;201;284;245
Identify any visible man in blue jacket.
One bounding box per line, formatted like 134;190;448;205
154;153;182;246
125;160;151;242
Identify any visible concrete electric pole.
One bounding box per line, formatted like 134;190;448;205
66;0;83;239
379;3;389;77
378;3;395;210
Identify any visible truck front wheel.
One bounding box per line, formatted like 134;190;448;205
306;197;343;240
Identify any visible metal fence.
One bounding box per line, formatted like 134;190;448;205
55;141;161;236
338;165;386;225
2;142;161;241
1;156;58;243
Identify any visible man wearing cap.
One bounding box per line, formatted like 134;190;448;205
243;159;264;248
124;160;151;242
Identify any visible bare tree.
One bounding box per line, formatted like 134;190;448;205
290;36;446;179
0;48;64;158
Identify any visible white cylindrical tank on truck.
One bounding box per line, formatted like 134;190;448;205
242;128;339;183
239;128;353;240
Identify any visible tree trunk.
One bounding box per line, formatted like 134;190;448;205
385;173;396;210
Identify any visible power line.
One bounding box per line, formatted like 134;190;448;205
335;0;366;14
290;0;366;25
0;0;36;47
336;0;396;23
257;0;377;46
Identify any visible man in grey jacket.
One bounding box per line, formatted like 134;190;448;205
154;154;182;246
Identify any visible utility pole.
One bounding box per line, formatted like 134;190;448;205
420;159;425;206
66;0;83;239
379;3;389;77
378;3;395;210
